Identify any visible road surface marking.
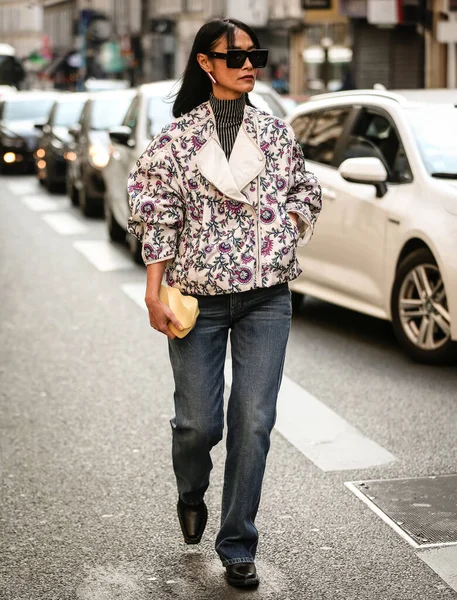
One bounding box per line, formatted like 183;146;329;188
7;181;41;196
42;213;88;235
22;195;69;212
122;283;146;310
418;546;457;593
73;240;133;271
225;362;395;472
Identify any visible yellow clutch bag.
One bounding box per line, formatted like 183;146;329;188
159;285;200;338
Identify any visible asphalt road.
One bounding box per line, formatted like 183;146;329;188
1;176;456;600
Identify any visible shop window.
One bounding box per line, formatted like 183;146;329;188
341;111;412;183
299;108;351;165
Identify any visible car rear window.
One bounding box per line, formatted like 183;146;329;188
91;94;134;131
53;99;86;127
3;98;55;122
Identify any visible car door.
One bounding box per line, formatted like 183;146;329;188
111;95;140;228
70;101;89;189
291;106;354;291
330;106;413;311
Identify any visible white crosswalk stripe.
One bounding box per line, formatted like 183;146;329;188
73;240;133;271
22;195;70;212
7;181;42;196
121;282;147;309
224;361;395;472
42;213;88;235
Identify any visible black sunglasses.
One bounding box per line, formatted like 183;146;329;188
207;49;269;69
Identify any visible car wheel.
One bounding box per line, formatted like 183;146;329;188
105;199;125;243
46;172;60;194
391;248;457;364
127;233;143;265
291;291;304;313
79;180;97;218
67;174;79;206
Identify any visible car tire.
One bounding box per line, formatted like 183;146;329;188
79;179;97;218
46;174;60;194
105;199;125;243
291;291;304;313
67;174;79;206
127;233;143;265
391;248;457;364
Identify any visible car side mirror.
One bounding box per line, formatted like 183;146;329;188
109;126;135;147
339;157;388;198
68;124;82;139
34;121;45;131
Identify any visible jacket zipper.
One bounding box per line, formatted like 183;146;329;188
256;176;261;287
255;116;262;287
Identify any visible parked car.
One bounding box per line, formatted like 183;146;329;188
104;79;288;262
287;89;457;364
0;90;58;174
251;80;288;118
66;87;135;216
34;93;89;192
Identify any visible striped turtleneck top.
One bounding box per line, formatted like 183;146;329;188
209;93;246;159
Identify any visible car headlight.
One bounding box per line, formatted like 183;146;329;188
89;144;110;169
2;136;24;149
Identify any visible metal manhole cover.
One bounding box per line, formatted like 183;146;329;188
345;474;457;548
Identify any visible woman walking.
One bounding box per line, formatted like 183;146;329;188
128;17;321;587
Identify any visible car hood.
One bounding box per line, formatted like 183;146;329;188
430;177;457;217
0;119;38;138
52;126;72;146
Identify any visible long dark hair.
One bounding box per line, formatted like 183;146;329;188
173;18;260;118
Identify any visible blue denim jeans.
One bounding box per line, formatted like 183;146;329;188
168;283;291;566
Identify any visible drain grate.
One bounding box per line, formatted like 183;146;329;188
345;474;457;548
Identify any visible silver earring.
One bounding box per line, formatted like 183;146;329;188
207;72;217;84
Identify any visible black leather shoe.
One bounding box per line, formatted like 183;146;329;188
225;563;259;587
177;499;207;544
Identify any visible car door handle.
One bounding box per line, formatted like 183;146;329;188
322;187;336;200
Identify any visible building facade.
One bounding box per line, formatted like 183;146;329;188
0;0;43;59
3;0;455;93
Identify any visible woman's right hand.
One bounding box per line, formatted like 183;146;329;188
145;295;183;339
144;261;183;339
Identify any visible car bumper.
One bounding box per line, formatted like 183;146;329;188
2;147;35;171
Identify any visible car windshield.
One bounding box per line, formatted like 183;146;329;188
3;98;55;121
53;99;86;127
147;95;174;137
91;94;133;131
406;106;457;177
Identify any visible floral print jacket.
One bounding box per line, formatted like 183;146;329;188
127;101;322;295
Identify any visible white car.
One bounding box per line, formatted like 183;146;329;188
104;79;288;262
287;89;457;364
